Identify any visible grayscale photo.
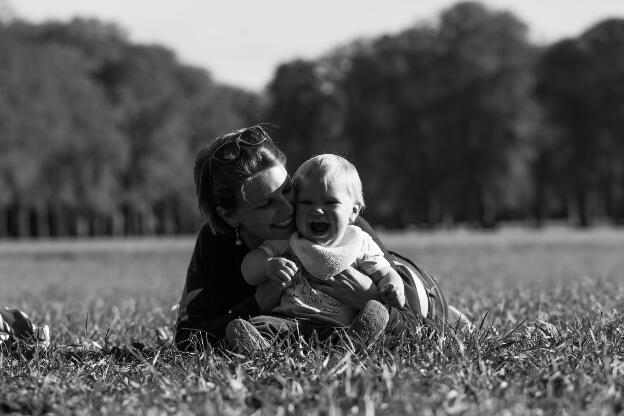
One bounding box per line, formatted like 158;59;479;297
1;0;624;414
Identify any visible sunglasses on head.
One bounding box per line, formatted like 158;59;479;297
197;126;272;197
212;125;270;165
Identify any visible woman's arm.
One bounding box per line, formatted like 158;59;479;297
175;277;283;350
174;226;283;350
308;264;421;334
174;276;259;350
309;265;380;310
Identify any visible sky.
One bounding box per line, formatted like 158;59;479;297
9;0;624;91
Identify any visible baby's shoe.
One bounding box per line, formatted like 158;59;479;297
226;318;269;355
349;300;389;343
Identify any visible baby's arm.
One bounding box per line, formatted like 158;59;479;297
241;248;272;285
241;240;298;287
357;231;406;308
370;268;406;308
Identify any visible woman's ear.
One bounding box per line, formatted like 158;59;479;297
216;206;239;228
349;203;361;223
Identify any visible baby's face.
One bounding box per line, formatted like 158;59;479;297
295;173;359;247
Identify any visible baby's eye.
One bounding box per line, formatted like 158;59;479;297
325;199;340;205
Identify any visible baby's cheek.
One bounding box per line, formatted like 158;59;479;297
294;210;307;232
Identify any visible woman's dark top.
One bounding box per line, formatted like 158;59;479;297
174;217;421;350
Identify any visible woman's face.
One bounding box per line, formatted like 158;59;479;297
233;165;295;248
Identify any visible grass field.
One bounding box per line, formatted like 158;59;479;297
1;227;624;415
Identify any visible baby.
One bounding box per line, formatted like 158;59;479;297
241;154;405;327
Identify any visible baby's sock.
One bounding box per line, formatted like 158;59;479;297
349;300;389;342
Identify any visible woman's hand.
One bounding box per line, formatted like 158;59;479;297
254;280;286;313
309;266;380;310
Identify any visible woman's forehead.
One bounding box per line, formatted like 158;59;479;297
240;165;289;203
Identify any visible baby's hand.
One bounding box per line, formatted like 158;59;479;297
265;257;298;287
380;282;406;309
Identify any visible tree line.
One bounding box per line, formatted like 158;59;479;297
0;2;623;237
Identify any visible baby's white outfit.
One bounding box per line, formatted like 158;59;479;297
258;225;392;326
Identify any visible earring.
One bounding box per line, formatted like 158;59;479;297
235;227;242;246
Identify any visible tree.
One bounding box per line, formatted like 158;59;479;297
0;23;126;236
580;19;624;222
431;2;536;227
340;29;443;226
265;59;347;172
0;17;262;237
338;2;536;227
534;18;624;226
34;18;261;234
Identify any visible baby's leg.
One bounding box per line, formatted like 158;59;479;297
349;300;389;343
227;315;309;355
225;318;270;355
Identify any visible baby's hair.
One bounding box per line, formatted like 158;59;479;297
293;154;365;209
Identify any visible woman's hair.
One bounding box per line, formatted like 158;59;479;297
194;125;287;234
293;154;365;209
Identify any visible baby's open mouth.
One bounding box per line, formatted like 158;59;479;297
309;221;330;234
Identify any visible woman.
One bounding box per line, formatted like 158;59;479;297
174;125;451;352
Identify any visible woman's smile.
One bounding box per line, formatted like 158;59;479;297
273;217;293;228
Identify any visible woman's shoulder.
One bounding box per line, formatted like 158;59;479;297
193;223;242;259
195;223;216;249
187;224;249;287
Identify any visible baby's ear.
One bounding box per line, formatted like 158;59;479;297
349;203;361;223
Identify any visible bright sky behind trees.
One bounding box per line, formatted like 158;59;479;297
10;0;624;90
